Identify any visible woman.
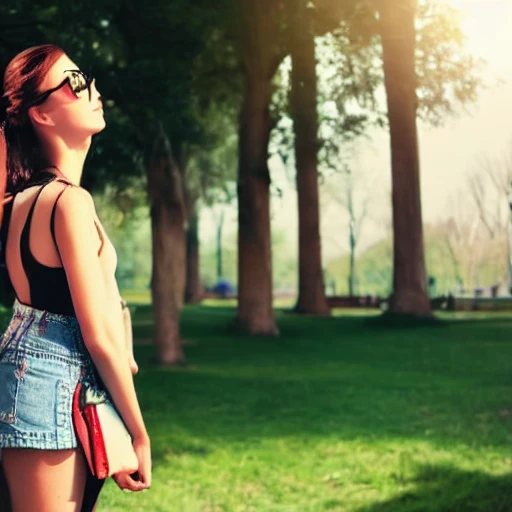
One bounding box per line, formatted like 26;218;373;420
0;45;151;511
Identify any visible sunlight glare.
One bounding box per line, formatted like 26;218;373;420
440;0;512;70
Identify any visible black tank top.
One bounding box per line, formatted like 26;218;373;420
19;176;75;314
0;172;105;315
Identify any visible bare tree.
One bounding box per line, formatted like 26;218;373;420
440;188;508;294
467;146;512;291
468;150;512;238
320;151;385;296
323;166;369;296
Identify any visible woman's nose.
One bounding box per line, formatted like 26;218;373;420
89;79;101;102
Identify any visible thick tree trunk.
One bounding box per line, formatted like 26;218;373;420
236;0;282;335
185;201;202;304
146;125;187;364
237;77;278;334
290;3;330;316
380;0;432;316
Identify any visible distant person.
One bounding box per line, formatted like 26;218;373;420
0;45;150;511
214;278;234;298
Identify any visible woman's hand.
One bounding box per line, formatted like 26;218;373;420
113;436;151;492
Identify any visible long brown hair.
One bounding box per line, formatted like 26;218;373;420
0;44;65;194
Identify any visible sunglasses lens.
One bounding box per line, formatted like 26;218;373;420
69;72;88;95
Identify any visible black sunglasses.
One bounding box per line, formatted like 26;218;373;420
26;69;94;108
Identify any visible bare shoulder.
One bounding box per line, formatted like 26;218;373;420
54;184;95;221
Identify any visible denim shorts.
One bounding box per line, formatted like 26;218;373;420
0;299;92;450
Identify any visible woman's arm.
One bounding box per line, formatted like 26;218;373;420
54;186;150;487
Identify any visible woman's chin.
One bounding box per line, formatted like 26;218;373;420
91;119;106;135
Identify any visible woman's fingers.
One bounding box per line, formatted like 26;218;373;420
113;471;147;492
137;464;151;489
113;439;151;491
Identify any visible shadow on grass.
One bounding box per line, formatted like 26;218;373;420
355;464;512;512
442;316;512;326
366;312;446;329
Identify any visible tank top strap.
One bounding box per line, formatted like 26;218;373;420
20;176;73;270
50;179;73;256
20;180;55;250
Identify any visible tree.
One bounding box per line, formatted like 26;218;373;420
274;0;477;315
378;0;431;317
288;1;330;315
319;145;386;297
233;0;356;330
182;24;242;302
317;1;481;314
234;0;286;334
103;0;243;361
285;1;380;315
325;235;393;297
269;5;373;315
106;1;205;364
184;191;202;304
427;194;507;295
338;166;371;297
203;188;237;284
146;125;187;364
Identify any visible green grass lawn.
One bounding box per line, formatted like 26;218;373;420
94;304;512;511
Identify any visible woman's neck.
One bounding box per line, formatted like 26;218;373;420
43;136;92;186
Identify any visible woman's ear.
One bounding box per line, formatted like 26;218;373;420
27;106;55;127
